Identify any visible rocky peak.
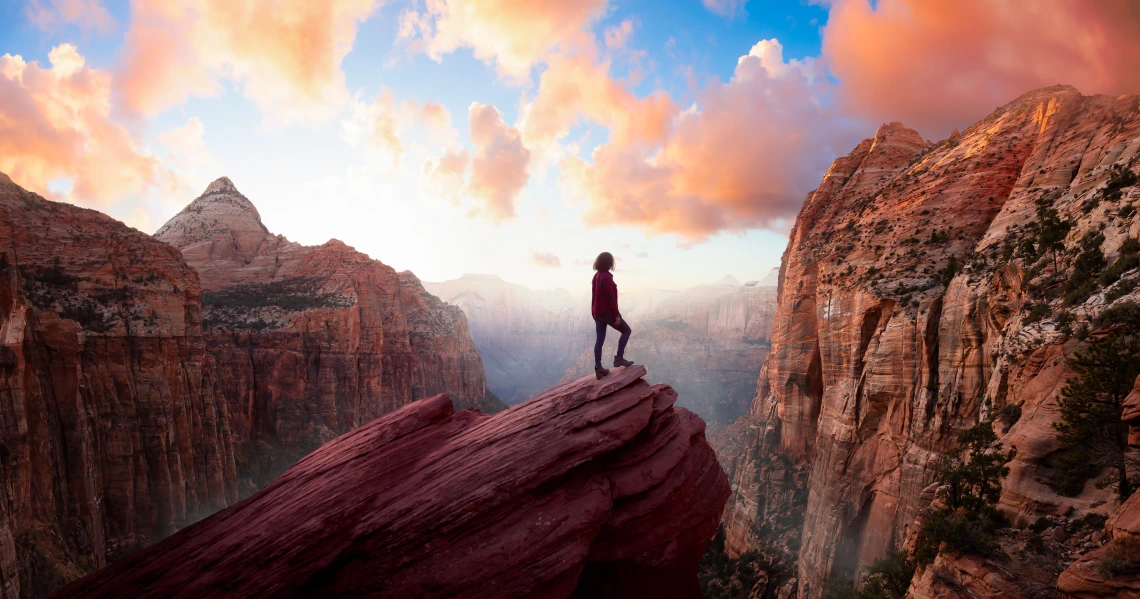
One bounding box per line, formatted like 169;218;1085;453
154;177;273;272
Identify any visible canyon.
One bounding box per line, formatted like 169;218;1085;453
0;174;501;597
718;85;1140;598
155;177;502;490
426;271;778;432
49;366;729;599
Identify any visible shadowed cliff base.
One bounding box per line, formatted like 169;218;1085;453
49;366;730;599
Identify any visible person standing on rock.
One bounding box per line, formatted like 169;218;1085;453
592;251;634;379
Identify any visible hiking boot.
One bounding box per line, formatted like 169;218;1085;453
594;365;610;380
613;356;634;368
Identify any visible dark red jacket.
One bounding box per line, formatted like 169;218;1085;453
591;270;621;321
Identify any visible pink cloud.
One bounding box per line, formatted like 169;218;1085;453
397;0;609;81
530;250;562;267
466;102;531;221
0;44;162;205
821;0;1140;137
118;0;381;124
561;40;863;241
25;0;116;34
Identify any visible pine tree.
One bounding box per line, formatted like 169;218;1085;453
915;422;1013;564
1036;197;1071;272
1053;333;1140;498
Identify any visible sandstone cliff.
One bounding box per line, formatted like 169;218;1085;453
156;178;502;490
0;173;237;598
49;366;730;599
718;85;1140;598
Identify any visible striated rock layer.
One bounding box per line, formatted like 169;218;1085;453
719;85;1140;598
156;178;501;490
50;366;730;599
0;173;237;598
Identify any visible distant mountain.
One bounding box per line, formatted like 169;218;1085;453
428;273;777;430
156;177;502;491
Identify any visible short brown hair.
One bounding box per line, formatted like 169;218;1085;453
593;252;614;272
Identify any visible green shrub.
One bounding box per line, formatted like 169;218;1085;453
997;404;1022;430
1023;302;1050;325
915;422;1013;565
1107;279;1138;304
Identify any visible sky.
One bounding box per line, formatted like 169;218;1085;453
3;1;1140;293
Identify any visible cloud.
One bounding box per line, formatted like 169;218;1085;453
26;0;116;34
821;0;1140;137
343;88;462;172
117;0;381;125
604;19;635;50
703;0;748;18
519;49;675;154
466;102;530;221
530;250;561;267
397;0;609;81
421;149;470;202
561;39;863;241
0;44;163;205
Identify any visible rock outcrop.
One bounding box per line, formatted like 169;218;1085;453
425;273;777;431
559;281;777;432
718;85;1140;598
0;173;237;598
50;366;730;599
156;179;501;490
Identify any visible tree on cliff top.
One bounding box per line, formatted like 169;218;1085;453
915;422;1014;565
1053;331;1140;498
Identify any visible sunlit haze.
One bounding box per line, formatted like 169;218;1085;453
4;0;1140;292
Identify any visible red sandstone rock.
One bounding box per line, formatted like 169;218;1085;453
0;173;237;598
719;85;1140;598
156;178;500;489
48;365;729;599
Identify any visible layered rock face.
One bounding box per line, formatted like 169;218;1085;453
50;366;730;599
0;173;237;598
719;86;1140;598
156;178;500;490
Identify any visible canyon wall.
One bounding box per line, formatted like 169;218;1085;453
719;85;1140;598
0;173;237;598
155;178;501;489
50;366;729;599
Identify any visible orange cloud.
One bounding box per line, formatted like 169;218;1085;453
822;0;1140;136
604;19;635;50
519;49;675;154
118;0;380;124
561;39;862;241
26;0;116;34
0;44;162;205
398;0;608;81
467;102;531;221
530;250;561;267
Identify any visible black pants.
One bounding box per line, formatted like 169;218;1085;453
594;317;631;367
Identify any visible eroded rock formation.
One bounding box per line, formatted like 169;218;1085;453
156;178;501;490
718;85;1140;598
0;173;237;598
50;366;729;599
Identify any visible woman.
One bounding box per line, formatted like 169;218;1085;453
591;251;634;379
